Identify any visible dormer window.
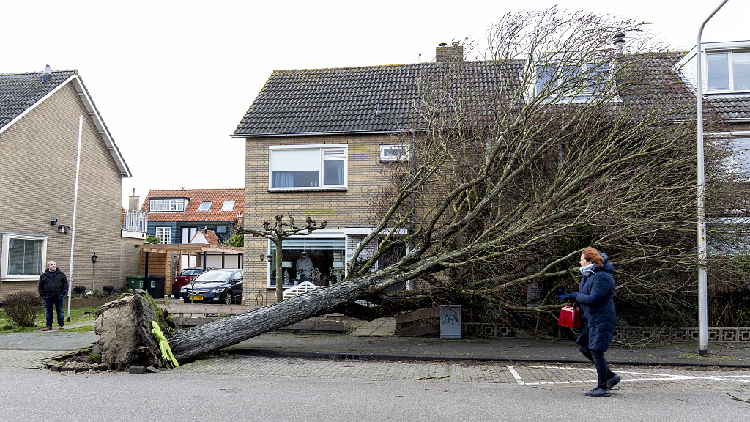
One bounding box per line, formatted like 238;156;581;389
197;201;212;212
707;51;750;92
534;60;610;101
149;198;186;212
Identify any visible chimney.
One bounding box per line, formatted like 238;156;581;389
613;32;625;54
436;41;464;62
42;64;52;82
128;188;139;211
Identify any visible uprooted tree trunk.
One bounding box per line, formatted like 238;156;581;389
94;291;174;370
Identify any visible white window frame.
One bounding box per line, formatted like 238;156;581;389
155;227;172;244
380;145;410;162
1;233;47;282
268;145;348;191
197;201;212;212
221;201;235;211
149;199;186;212
706;50;750;93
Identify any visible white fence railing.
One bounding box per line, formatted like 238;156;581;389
123;210;148;233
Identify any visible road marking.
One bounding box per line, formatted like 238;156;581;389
523;365;750;385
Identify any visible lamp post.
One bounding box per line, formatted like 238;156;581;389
696;0;730;357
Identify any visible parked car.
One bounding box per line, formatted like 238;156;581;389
172;267;214;298
181;269;243;304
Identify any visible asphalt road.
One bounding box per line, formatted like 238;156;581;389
2;354;750;421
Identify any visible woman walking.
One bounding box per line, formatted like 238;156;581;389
557;247;620;397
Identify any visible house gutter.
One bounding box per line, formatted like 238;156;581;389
230;129;424;138
696;0;730;358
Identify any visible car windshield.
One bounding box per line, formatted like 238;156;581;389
195;271;233;282
182;269;202;276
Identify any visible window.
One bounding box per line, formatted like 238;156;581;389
725;137;750;179
181;227;197;244
269;145;347;190
149;199;186;212
1;233;47;281
707;51;750;91
267;237;346;287
155;227;172;244
380;145;409;162
216;225;227;233
221;201;235;211
197;201;212;211
535;61;609;98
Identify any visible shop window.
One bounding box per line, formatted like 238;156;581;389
268;238;346;287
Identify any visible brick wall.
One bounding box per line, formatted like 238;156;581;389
242;133;400;291
0;82;124;298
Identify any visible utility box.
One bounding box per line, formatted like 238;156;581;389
440;305;462;339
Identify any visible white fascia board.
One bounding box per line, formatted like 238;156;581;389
0;74;77;137
70;76;132;177
0;74;131;177
702;40;750;51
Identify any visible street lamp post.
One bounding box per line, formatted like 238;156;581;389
696;0;730;357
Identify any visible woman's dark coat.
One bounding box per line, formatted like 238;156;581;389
575;255;616;352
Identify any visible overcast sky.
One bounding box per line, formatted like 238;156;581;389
3;0;748;209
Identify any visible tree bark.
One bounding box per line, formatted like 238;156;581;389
169;268;401;362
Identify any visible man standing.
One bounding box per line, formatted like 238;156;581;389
38;261;68;331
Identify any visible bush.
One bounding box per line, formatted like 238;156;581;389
4;292;44;327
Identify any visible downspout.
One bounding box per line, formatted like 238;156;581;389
66;115;83;321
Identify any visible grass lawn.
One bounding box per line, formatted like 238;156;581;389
0;305;99;333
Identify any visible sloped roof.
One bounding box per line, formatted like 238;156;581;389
0;69;131;176
233;61;524;136
705;94;750;121
143;188;244;223
190;229;221;246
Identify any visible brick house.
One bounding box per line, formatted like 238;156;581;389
141;188;244;248
233;42;709;301
0;67;132;297
233;44;484;299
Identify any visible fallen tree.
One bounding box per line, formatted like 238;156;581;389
104;9;748;365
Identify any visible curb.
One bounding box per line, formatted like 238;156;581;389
222;347;750;369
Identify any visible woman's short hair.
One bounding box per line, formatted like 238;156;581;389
582;247;604;267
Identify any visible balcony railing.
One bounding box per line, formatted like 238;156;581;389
123;210;148;233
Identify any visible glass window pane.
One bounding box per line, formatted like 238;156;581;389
272;171;319;188
221;201;235;211
7;238;43;276
707;53;729;90
323;159;344;186
536;64;556;93
732;52;750;91
197;201;211;211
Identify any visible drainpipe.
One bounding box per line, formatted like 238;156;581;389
696;0;730;357
66;115;83;321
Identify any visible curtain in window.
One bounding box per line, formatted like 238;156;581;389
272;171;295;188
7;238;43;276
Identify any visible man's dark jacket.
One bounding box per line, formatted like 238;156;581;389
38;268;69;298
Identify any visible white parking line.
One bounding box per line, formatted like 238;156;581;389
520;365;750;385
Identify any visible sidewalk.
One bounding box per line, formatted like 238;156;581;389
2;317;750;368
225;317;750;368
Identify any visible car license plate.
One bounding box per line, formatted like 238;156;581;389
190;296;203;301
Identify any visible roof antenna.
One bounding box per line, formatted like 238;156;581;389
42;64;52;82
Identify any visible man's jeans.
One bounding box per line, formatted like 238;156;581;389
44;295;64;327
